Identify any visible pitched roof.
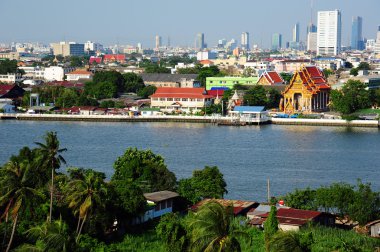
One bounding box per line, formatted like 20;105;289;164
144;191;179;202
284;65;330;94
207;89;225;97
258;208;322;220
0;84;16;96
259;71;284;85
141;73;198;83
191;199;258;215
150;87;213;99
103;54;126;61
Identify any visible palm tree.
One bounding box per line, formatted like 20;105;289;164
16;217;74;252
187;201;251;252
65;170;107;242
0;160;44;252
35;131;67;223
269;231;313;252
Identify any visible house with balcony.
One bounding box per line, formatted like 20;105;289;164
150;87;214;113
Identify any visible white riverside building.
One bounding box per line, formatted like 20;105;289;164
317;10;342;56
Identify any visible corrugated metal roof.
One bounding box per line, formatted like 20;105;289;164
144;191;179;202
233;106;265;112
141;74;198;83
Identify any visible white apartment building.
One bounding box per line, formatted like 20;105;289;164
44;66;74;81
317;10;342;56
375;26;380;54
0;73;23;83
84;41;103;52
18;66;45;79
307;32;318;52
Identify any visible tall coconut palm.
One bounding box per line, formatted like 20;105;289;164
35;131;67;223
0;160;44;252
187;201;251;252
65;170;107;242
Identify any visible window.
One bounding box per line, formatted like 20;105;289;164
159;98;165;101
152;98;158;101
182;98;188;101
197;99;203;102
175;98;181;101
167;98;173;101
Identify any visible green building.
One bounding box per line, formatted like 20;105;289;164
206;76;259;90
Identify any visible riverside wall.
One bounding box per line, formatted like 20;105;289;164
0;114;379;128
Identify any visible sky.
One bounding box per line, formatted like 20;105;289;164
0;0;379;48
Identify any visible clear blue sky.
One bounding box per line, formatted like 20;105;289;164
0;0;379;48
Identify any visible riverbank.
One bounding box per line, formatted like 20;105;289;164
0;113;379;128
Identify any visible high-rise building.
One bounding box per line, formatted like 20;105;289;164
195;33;205;50
375;26;380;53
307;23;317;34
241;32;250;50
218;39;227;48
351;16;364;50
307;32;318;52
293;23;300;43
52;42;84;56
272;33;282;51
317;10;342;56
155;35;162;50
84;41;103;53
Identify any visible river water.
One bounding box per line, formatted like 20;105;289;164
0;120;379;202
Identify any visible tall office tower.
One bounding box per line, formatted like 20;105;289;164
218;39;227;48
195;33;205;50
307;22;317;34
293;23;300;42
241;32;250;50
271;33;282;51
375;26;380;53
155;35;162;50
52;42;85;56
351;16;364;50
317;10;342;56
307;32;318;52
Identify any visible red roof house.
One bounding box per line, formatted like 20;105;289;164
103;54;126;63
0;84;25;99
257;71;284;85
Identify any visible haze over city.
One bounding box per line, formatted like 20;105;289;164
1;0;379;48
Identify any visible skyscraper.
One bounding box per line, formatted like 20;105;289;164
155;35;162;49
195;33;205;50
307;23;317;34
241;32;250;50
272;33;282;51
317;10;342;56
375;26;380;53
351;16;364;50
293;23;300;43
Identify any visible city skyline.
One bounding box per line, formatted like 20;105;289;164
0;0;379;48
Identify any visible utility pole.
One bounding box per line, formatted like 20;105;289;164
267;178;270;203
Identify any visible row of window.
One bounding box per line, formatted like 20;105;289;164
152;98;204;102
154;200;173;211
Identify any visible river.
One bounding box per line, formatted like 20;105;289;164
0;120;379;202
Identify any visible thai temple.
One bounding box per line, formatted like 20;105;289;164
281;66;330;114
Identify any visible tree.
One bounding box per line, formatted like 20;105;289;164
144;64;171;74
244;85;268;106
197;66;224;87
65;170;107;242
0;59;18;75
345;62;353;69
330;79;370;114
156;213;188;252
137;85;157;98
280;73;293;83
112;148;176;193
323;69;334;78
350;68;359;76
270;231;313;252
264;206;279;252
282;187;317;210
55;88;79;108
178;166;227;204
18;218;75;251
93;71;124;92
187;201;250;252
85;81;118;99
69;56;84;67
357;62;370;70
99;100;115;108
122;73;145;93
0;160;44;252
266;88;282;109
35;131;67;223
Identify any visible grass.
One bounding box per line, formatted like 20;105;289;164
354;108;380;115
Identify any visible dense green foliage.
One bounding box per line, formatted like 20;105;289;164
144;64;171;73
330;79;371;114
243;86;281;108
280;72;293;83
178;166;227;204
0;59;24;75
281;181;380;225
187;201;250;252
156;213;188;252
264;206;279;252
112;148;177;193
